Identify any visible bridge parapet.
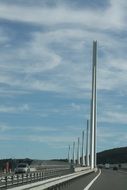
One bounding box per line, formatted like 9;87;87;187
10;168;96;190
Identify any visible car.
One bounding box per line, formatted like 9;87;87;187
98;164;103;169
105;163;110;169
113;166;118;170
14;163;30;174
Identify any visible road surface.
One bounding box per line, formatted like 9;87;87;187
89;169;127;190
62;169;127;190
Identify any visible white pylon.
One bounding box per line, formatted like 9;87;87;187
77;137;80;165
81;131;85;166
68;145;71;164
94;42;97;168
90;41;97;169
86;120;90;166
73;142;76;165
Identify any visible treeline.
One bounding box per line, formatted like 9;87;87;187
0;158;33;172
51;159;68;162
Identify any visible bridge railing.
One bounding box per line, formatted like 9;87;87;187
0;167;72;189
10;168;97;190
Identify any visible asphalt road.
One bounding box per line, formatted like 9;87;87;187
62;170;99;190
62;169;127;190
89;169;127;190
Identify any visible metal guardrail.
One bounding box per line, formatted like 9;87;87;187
10;168;97;190
0;168;72;189
37;169;96;190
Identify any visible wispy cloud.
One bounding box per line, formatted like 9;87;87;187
0;133;77;145
25;135;76;143
0;29;9;44
0;1;127;95
0;104;30;113
0;0;126;30
0;123;10;132
99;111;127;124
0;0;127;158
97;126;127;151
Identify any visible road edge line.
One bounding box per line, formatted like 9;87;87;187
83;169;101;190
118;170;127;174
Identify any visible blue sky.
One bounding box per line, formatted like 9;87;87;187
0;0;127;159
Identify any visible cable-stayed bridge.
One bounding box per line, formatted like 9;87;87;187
1;41;127;190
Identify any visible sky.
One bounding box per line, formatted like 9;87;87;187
0;0;127;160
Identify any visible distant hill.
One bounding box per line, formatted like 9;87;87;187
97;147;127;164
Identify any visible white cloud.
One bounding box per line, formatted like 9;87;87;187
0;6;126;95
0;123;10;132
0;0;126;30
99;111;127;124
0;1;126;121
0;135;11;141
34;127;58;132
24;79;62;92
24;135;76;143
97;126;127;151
0;104;30;113
70;103;81;111
0;29;9;44
0;133;77;144
19;104;29;112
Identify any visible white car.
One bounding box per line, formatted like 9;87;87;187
15;163;30;174
105;163;110;169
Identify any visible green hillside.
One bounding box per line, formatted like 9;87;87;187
97;147;127;164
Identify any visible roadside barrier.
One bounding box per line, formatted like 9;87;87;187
0;168;71;189
10;168;97;190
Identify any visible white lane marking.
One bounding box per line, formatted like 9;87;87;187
83;169;101;190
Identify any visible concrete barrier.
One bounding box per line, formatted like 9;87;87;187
74;166;90;172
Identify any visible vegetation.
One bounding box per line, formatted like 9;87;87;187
97;147;127;164
0;158;33;172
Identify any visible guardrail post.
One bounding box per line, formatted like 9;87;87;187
26;173;28;183
5;176;7;188
41;171;43;180
67;180;70;189
11;175;14;185
22;173;23;184
34;172;35;181
29;173;31;182
43;171;45;180
39;172;41;180
17;174;19;185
